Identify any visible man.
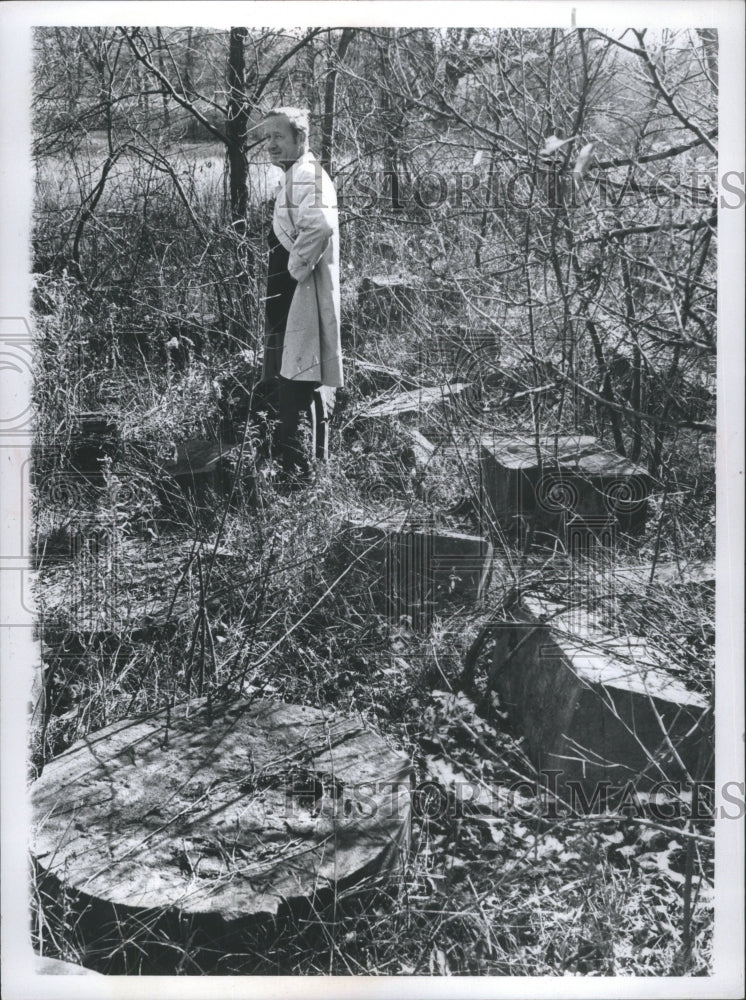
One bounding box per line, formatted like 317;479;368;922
261;107;343;482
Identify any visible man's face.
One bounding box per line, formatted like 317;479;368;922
264;116;304;170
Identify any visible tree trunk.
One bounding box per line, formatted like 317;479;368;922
184;27;194;95
379;30;402;211
320;28;354;175
227;27;249;233
696;29;718;92
620;254;643;461
156;28;170;130
304;41;317;110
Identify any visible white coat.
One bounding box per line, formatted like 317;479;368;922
271;151;344;388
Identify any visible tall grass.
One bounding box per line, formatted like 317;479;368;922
29;139;715;976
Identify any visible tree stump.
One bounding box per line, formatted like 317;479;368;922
357;383;468;421
69;412;120;483
36;536;204;655
157;438;255;516
480;433;652;545
31;699;412;931
487;597;712;797
358;273;420;327
33;956;103;976
341;517;493;629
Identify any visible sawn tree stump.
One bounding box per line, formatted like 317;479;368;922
31;699;412;930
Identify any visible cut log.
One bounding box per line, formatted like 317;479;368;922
35;537;223;654
156;438;255;514
488;597;712;797
69;412;120;482
342;517;493;626
352;358;420;395
357;383;468;420
480;433;652;544
31;699;411;926
610;561;714;592
358;273;420;326
34;956;103;976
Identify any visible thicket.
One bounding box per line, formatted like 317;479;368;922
30;26;716;976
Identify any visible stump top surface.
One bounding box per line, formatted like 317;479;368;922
359;383;467;419
37;537;206;637
34;956;103;976
161;439;239;477
31;699;411;921
481;434;649;478
360;272;420;290
522;597;707;708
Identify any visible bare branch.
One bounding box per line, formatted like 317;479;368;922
254;28;328;101
119;26;228;144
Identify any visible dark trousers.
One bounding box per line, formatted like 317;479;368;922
278;376;319;474
263;230;321;475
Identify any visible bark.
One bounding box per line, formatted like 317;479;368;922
320;28;355;175
620;254;643;461
184;27;194;94
227;27;249;231
696;29;718;92
156;28;170;129
379;30;403;211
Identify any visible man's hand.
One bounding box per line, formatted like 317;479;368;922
287;168;336;281
288;253;314;284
